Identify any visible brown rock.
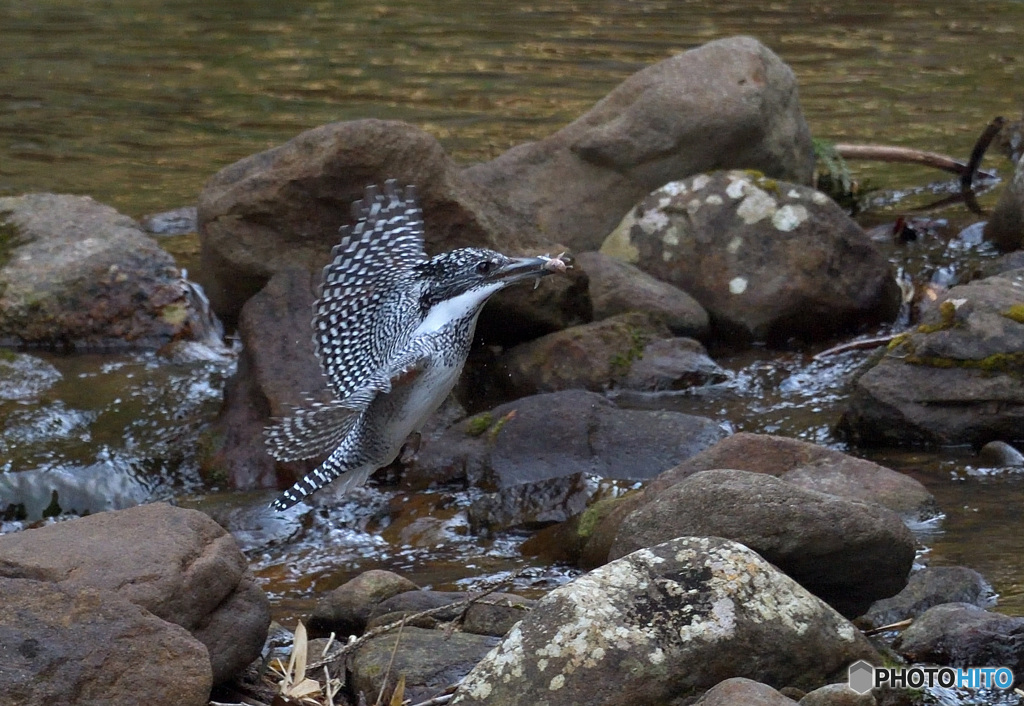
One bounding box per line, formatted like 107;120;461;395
310;569;419;637
0;194;200;349
984;153;1024;251
0;577;212;706
0;503;270;684
695;678;799;706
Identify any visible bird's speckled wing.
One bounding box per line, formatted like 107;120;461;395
314;181;427;400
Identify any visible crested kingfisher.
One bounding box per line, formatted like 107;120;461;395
265;180;568;510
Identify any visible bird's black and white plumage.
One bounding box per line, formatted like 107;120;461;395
265;181;566;510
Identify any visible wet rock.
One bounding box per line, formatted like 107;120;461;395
450;536;878;706
310;570;419;638
467;472;597;533
622;337;729;391
798;683;875;706
982;249;1024;277
695;678;798;705
609;469;915;618
405;389;726;490
365;589;530;637
0;193;202;349
979;440;1024;467
643;433;936;522
465;37;814;254
573;250;709;337
860;567;996;630
199;38;811;324
494;312;671;397
140;206;198;236
0;577;212;706
984;153;1024;251
840;270;1024;447
894;603;1024;676
350;626;500;705
0;502;270;684
603;172;899;346
462;594;534;637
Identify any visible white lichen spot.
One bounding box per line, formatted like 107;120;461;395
949;297;968;309
657;196;672;210
706;194;724;206
549;674;565;691
811;191;830;206
686;199;702;216
662;250;673;262
537;658;548;672
663;229;679;247
771;204;808;232
649;648;665;665
638;209;670;234
727;236;743;254
736;186;777;224
691;174;711;191
729;277;748;295
835;621;857;642
661;181;689;197
725;178;747;200
787;189;802;199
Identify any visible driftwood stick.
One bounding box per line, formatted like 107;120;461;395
961;116;1006;190
833;144;997;180
812;335;898;361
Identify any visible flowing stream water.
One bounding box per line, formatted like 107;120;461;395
2;0;1024;680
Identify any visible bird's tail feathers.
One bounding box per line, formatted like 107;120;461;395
264;399;361;462
271;455;372;511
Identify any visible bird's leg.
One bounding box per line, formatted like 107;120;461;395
398;431;423;465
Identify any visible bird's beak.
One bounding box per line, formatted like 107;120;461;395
493;253;571;285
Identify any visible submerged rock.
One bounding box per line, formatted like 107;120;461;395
450;536;878;705
609;469;915;618
0;577;212;706
603;171;900;346
840;270;1024;447
0;194;203;349
0;502;270;684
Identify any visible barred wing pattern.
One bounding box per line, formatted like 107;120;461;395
314;180;428;400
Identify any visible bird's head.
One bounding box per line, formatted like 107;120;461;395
415;247;569;327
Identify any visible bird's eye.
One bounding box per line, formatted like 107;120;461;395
476;260;495;275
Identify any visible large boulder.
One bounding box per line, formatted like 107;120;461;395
0;578;212;706
609;469;916;617
0;503;270;684
840;270;1024;447
0;193;204;349
602;172;900;345
984;153;1024;251
450;536;878;706
404;389;726;490
198;37;812;324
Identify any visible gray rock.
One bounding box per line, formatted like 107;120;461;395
860;566;995;630
350;626;500;705
610;469;915;618
840;271;1024;447
603;171;899;345
467;472;598;533
405;389;726;490
798;682;875;706
622;337;729;391
0;502;270;684
643;433;936;523
574;251;709;337
984;153;1024;251
0;577;212;706
695;678;799;705
979;440;1024;467
140;206;198;235
894;603;1024;674
451;536;878;706
0;193;199;349
310;569;419;638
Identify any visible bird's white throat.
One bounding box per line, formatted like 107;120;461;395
413;282;504;337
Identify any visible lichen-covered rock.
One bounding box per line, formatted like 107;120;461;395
984;153;1024;251
450;536;878;706
0;502;270;684
0;193;202;349
0;578;212;706
570;251;709;338
603;172;899;345
609;469;915;618
840;270;1024;447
